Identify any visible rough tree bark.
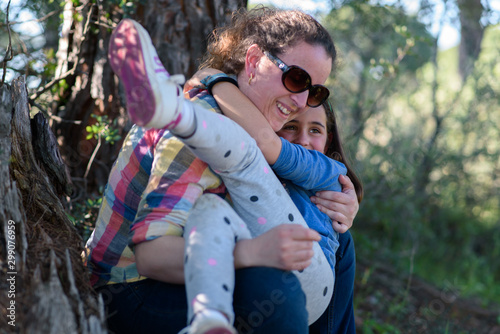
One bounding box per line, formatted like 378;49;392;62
0;77;106;333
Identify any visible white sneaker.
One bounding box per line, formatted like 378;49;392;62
108;18;185;129
178;309;237;334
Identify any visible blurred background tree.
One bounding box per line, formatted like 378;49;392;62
322;0;500;331
1;0;499;332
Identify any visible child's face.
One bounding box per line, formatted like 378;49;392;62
276;106;329;153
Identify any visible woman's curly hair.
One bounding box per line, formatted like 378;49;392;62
200;6;337;74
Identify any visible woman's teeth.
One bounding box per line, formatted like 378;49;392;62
277;102;291;115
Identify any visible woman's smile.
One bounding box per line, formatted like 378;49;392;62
277;102;292;115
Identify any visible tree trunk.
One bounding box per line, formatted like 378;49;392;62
457;0;485;80
50;0;247;198
414;37;441;198
0;77;106;333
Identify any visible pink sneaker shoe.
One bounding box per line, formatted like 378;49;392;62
108;19;185;128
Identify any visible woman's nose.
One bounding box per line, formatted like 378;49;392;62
290;90;309;109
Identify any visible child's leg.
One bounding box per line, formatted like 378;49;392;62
174;103;334;324
183;194;251;326
109;18;333;324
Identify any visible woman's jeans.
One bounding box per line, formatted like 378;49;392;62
98;267;308;334
310;231;356;334
98;231;355;334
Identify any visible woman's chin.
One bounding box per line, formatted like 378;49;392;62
270;121;285;132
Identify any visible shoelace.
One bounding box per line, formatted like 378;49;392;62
169;74;186;106
157;73;185;106
169;74;186;85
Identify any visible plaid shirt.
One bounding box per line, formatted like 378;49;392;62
85;90;226;288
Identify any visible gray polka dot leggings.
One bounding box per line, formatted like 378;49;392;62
174;101;334;325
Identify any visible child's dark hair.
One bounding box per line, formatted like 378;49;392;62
323;101;363;203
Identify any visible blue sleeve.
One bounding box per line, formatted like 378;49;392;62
272;137;347;193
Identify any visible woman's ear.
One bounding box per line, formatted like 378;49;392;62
245;44;262;78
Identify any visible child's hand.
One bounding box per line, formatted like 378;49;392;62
184;68;224;93
236;225;320;272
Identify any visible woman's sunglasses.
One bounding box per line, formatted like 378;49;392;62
264;51;330;107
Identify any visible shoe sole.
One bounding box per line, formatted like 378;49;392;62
203;328;235;334
108;19;167;127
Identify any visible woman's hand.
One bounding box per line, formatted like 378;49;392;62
183;68;224;93
234;224;320;272
310;175;359;234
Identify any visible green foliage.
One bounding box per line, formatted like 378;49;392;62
21;0;63;17
106;0;144;18
324;0;500;315
324;2;435;148
326;2;433;70
85;114;122;144
0;0;63;87
67;195;102;242
361;318;401;334
0;11;7;48
43;48;57;79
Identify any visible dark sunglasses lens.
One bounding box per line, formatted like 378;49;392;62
307;86;329;107
283;67;311;93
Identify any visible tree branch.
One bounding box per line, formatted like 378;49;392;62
31;101;82;125
1;0;13;87
29;2;95;101
0;8;63;27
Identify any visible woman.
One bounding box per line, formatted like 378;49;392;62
277;102;362;334
85;7;359;333
188;75;363;334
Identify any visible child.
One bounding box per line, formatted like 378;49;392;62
108;19;348;334
277;101;363;204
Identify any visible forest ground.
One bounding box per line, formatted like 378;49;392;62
353;259;500;333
